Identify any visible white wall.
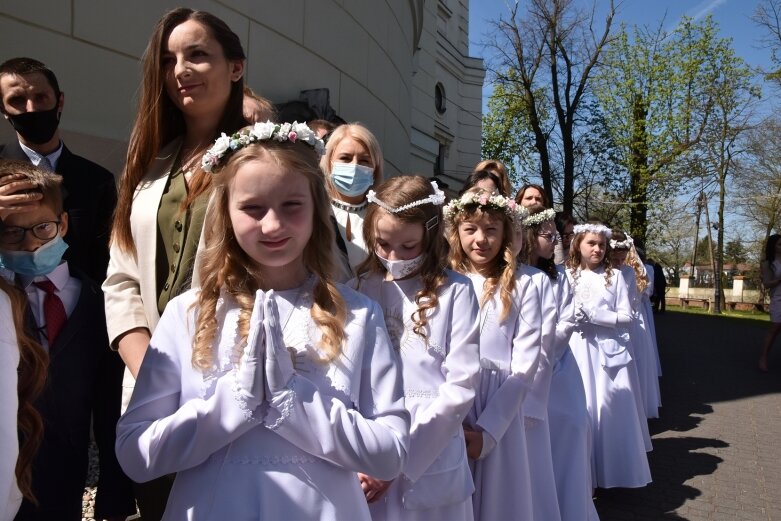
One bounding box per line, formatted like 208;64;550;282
0;1;483;182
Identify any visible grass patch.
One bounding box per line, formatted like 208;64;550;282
666;304;770;322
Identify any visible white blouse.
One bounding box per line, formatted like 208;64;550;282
116;281;409;520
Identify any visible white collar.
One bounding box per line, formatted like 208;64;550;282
19;140;64;170
20;261;71;291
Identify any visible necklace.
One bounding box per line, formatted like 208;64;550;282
331;199;368;213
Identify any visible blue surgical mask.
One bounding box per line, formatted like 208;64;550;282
0;235;68;276
331;162;374;197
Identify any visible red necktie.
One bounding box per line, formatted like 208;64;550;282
34;279;67;349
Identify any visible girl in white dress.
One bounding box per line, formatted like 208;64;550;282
115;123;410;521
353;176;480;521
566;223;652;489
521;206;598;521
610;231;661;419
444;190;542;521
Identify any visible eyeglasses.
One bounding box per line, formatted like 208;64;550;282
0;220;61;245
561;232;575;239
537;232;559;243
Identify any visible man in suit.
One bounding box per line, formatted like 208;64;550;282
0;57;116;284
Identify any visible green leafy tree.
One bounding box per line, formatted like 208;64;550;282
592;17;735;248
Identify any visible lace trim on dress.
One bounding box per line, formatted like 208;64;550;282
404;389;440;399
265;378;298;430
226;454;317;465
231;382;262;424
200;296;241;399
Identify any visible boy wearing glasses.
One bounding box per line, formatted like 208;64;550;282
0;161;134;521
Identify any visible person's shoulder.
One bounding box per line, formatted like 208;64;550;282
61;146;114;178
336;281;380;311
443;268;471;287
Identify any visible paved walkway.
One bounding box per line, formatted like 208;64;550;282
595;312;781;520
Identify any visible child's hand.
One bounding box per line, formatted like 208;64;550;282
357;473;392;503
263;291;296;394
0;173;42;219
236;290;266;408
463;428;483;460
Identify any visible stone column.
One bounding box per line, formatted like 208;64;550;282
732;276;745;303
679;275;692;299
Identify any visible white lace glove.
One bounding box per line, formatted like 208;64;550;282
263;290;296;395
234;289;266;410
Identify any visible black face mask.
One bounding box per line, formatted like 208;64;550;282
6;105;61;144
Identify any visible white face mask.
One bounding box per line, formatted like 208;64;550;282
376;252;425;280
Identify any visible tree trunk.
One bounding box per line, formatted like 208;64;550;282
628;95;649;248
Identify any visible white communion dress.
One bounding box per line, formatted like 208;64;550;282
354;270;480;521
547;265;599;520
116;279;409;521
465;268;542;521
566;266;652;489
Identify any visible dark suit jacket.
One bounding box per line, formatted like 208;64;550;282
15;268;135;521
0;141;117;284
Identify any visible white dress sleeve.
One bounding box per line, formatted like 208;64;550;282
404;280;480;482
588;270;633;327
553;272;576;362
476;275;543;451
115;298;263;483
262;299;409;480
0;291;22;521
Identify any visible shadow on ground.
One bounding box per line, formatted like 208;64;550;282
594;311;781;519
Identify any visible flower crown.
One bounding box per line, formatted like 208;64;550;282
522;208;556;228
443;190;529;230
201;121;325;172
609;232;634;249
367;181;447;214
573;223;612;239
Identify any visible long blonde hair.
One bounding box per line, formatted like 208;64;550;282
357;176;448;339
192;137;346;369
446;204;517;322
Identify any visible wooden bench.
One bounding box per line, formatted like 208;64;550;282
725;301;768;312
679;297;710;310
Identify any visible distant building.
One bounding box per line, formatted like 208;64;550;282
0;1;484;184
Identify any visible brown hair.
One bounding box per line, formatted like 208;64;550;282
460;169;505;197
0;280;47;503
192;136;346;369
566;221;613;288
474;159;513;197
446;194;517;322
516;183;549;208
0;160;64;214
0;57;60;101
357;176;448;339
113;7;247;253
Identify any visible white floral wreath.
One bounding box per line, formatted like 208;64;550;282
522;207;556;228
201;121;325;172
573;223;612;239
443;190;529;230
609;233;634;249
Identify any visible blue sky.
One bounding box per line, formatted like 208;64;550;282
469;0;774;109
